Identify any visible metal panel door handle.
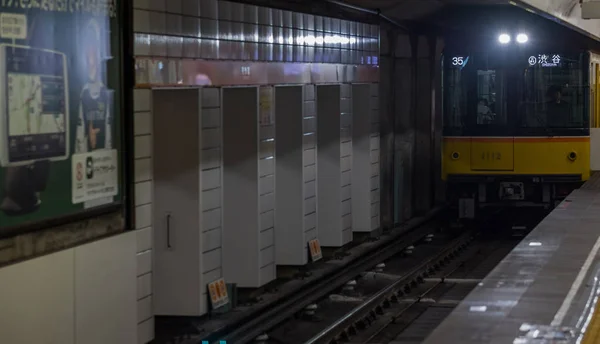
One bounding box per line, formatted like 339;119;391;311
166;213;172;249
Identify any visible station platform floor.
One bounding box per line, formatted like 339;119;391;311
424;173;600;344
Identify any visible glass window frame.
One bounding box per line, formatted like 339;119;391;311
442;50;590;137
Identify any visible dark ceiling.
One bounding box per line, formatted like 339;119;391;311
340;0;506;20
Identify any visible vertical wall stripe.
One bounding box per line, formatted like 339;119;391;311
259;86;276;283
370;84;381;231
133;88;154;343
200;87;224;304
340;84;353;242
303;84;318;253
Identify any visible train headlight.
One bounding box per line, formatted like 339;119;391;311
516;33;528;43
498;33;511;44
568;151;578;161
451;152;460;160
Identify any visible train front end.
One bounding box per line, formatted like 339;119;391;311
440;13;591;218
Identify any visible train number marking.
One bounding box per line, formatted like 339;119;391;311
452;56;465;66
481;152;501;161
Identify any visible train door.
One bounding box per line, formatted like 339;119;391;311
470;69;514;171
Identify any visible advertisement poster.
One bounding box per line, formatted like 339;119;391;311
0;1;121;231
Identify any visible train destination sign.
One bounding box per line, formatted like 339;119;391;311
528;54;561;67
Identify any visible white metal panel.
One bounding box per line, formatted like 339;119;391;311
305;196;317;214
134;89;151;111
260;210;275;231
260;157;274;176
138;319;154;344
137;250;152;276
352;84;376;233
0;250;75;344
137;273;152;300
260;175;275;195
304;180;317;198
134;111;152;136
260;192;275;213
152;88;204;316
202;108;221;128
203;248;222;272
134;157;153;182
261;228;275;249
304;148;316;165
74;232;137;344
135;203;152;229
203;229;222;253
202;128;221;149
202;168;221;190
137;227;152;253
317;85;347;246
135;135;152;159
304;164;316;181
202;188;221;211
222;86;270;287
202;208;221;231
274;86;306;265
135;181;153;205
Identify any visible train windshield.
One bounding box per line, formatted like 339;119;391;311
520;53;587;131
443;52;510;135
443;51;589;136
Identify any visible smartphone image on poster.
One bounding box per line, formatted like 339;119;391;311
0;44;70;167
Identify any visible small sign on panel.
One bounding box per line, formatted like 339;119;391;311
309;238;323;262
207;278;229;310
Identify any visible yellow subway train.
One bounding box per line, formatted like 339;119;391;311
440;9;600;216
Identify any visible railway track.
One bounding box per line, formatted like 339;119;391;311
188;211;449;344
164;208;544;344
261;212;541;344
268;227;477;344
339;231;520;344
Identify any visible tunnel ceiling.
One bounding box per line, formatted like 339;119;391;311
340;0;507;20
337;0;598;48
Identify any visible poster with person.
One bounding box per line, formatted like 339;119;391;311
0;0;122;232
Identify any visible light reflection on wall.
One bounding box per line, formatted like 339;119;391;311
133;0;380;66
283;63;304;76
195;74;212;85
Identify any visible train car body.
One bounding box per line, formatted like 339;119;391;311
440;6;600;217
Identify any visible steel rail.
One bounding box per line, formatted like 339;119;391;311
205;208;445;344
303;231;475;344
360;250;478;343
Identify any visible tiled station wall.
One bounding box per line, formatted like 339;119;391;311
135;85;378;340
132;0;380;342
132;0;379;64
133;89;155;343
340;85;353;242
303;85;318;257
259;86;277;284
133;87;226;336
199;88;225;314
370;85;381;231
